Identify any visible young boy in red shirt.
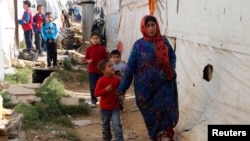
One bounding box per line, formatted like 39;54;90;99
95;59;124;141
18;0;33;52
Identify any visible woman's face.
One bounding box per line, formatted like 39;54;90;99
145;21;157;37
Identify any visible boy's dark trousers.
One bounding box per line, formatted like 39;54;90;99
24;30;33;51
34;32;43;54
46;41;57;67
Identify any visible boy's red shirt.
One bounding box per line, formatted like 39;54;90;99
84;44;108;73
94;76;120;110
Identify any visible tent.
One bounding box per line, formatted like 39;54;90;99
0;0;67;81
0;0;18;81
96;0;250;140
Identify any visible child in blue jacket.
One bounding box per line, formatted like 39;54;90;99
41;12;59;69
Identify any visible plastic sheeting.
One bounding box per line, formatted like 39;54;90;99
0;0;16;70
117;0;168;60
117;0;149;60
95;0;121;52
0;0;67;82
175;39;250;141
167;0;250;55
115;0;250;141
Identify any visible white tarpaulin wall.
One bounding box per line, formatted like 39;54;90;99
118;0;149;60
166;0;250;140
167;0;250;54
117;0;169;61
95;0;121;52
0;0;66;82
0;0;17;75
113;0;250;141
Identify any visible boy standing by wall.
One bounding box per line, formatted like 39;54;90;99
41;12;59;69
33;5;45;55
18;0;33;52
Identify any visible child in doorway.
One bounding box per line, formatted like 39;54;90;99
110;49;126;111
95;59;124;141
41;12;59;69
84;32;108;108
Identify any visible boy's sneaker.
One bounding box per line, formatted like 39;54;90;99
30;50;35;54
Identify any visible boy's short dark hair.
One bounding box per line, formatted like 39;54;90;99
45;12;52;16
37;5;43;10
110;49;121;57
23;0;31;7
97;59;110;72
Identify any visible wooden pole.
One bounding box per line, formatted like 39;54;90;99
14;0;19;49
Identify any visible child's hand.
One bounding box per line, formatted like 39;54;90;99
49;39;53;43
87;59;93;64
105;84;112;92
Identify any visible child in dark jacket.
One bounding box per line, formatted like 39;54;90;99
41;12;59;69
33;5;45;55
95;59;124;141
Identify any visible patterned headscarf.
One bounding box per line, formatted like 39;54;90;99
140;15;174;80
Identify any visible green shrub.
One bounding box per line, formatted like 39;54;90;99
4;67;32;84
63;58;73;71
36;77;68;118
37;76;67;97
70;58;78;65
53;116;74;128
61;98;90;115
75;70;88;85
53;70;73;82
0;91;16;108
46;123;80;141
14;103;42;130
20;40;26;49
33;102;49;121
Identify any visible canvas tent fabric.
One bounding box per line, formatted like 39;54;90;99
94;0;121;52
0;0;67;82
0;0;17;70
101;0;250;140
167;0;250;55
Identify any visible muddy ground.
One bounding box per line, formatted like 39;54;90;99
67;81;149;141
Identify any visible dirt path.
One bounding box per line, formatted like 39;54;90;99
68;84;149;141
65;22;149;141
